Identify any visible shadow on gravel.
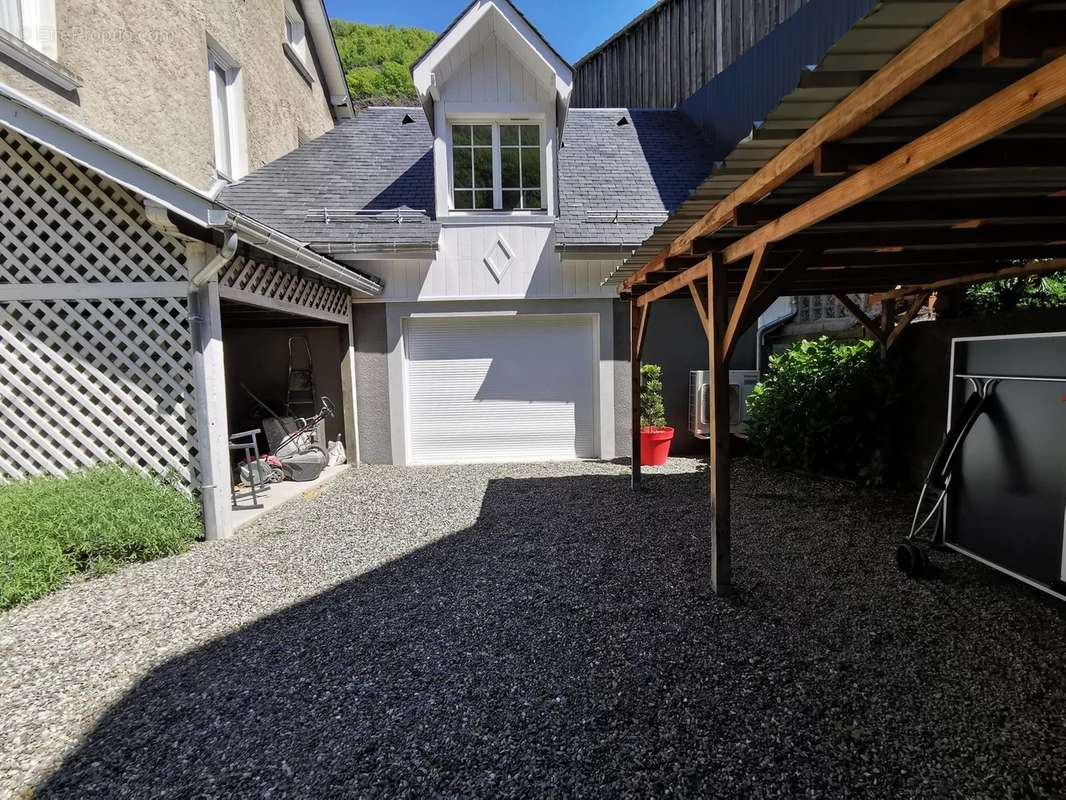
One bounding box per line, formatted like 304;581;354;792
35;465;1066;798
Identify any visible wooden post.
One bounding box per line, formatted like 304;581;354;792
706;254;732;596
880;297;897;357
630;296;643;489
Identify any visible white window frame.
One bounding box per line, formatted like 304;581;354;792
207;40;248;181
1;0;54;57
0;0;77;89
284;0;308;63
447;118;546;215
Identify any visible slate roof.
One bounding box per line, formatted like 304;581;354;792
219;107;438;250
556;108;717;249
220;106;715;253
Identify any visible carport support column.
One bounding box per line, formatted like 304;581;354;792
706;255;732;596
188;248;232;541
341;306;360;466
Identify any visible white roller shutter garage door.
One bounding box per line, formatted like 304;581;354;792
404;315;598;463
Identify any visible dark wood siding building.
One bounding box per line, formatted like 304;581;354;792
572;0;819;109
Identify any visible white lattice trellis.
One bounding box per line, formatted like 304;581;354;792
218;255;351;324
0;127;187;285
0;126;200;491
0;298;198;486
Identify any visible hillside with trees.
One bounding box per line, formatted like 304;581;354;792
331;20;437;108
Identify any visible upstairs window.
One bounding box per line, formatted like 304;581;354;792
0;1;22;40
284;0;307;63
208;45;244;180
0;0;57;59
451;122;543;212
452;124;494;210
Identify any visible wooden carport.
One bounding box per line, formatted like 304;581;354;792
619;0;1066;595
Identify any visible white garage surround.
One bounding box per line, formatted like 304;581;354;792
386;306;617;466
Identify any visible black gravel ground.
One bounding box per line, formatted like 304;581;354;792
2;458;1065;799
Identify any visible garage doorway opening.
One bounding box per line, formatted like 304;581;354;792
221;300;356;528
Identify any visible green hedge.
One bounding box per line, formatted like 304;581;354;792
746;337;895;481
0;466;202;610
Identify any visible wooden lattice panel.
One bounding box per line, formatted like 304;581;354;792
0;127;187;284
0;298;199;489
219;255;351;324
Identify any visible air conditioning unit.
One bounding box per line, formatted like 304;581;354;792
689;370;760;439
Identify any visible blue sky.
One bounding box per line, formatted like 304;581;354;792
323;0;657;63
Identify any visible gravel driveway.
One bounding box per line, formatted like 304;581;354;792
2;458;1065;798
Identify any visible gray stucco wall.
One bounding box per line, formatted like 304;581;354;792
640;298;757;456
353;303;391;465
0;0;335;189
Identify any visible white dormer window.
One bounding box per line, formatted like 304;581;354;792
284;0;307;63
451;122;543;212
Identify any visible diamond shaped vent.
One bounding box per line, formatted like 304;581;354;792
483;236;514;283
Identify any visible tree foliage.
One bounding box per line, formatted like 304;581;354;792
640;364;668;430
963;268;1066;314
331;20;437;107
746;338;895;482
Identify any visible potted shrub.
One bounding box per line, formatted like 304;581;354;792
639;363;674;466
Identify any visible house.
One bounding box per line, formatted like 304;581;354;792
221;0;725;465
0;0;381;540
0;0;812;537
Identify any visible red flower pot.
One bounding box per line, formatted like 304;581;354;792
640;426;674;467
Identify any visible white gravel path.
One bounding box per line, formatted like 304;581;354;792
1;458;1065;799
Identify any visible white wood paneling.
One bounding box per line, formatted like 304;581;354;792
443;35;546;105
354;226;619;302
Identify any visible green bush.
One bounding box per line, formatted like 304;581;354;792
640;363;668;430
0;466;202;610
746;337;895;481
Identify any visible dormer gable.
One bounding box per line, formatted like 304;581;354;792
411;0;573;133
412;0;573;220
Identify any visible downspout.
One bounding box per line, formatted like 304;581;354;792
188;236;238;541
756;300;796;375
190;231;238;288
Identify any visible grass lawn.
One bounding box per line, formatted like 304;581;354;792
0;466;202;610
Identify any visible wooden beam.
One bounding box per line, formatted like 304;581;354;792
636;257;712;307
886;292;930;349
722;245;771;363
688;281;710;338
879;297;898;355
744;252;813;326
636;303;650;359
803;244;1066;269
835;293;885;345
984;5;1066;65
813;138;1066;175
706;254;732;597
733;195;1066;227
786;222;1066;253
620;0;1018;290
722;53;1066;266
880;257;1066;299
